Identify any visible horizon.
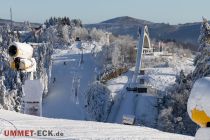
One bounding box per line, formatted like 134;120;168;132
0;0;210;25
0;15;205;26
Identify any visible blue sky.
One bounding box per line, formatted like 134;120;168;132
0;0;209;24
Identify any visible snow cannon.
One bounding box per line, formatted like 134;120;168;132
8;42;36;72
10;57;36;72
8;42;33;59
187;77;210;140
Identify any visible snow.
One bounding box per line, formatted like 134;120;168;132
107;75;129;95
114;91;138;123
9;41;196;139
187;77;210;118
195;128;210;140
145;55;194;91
106;54;194;126
36;41;195;131
42;43;98;120
22;79;43;102
0;109;194;140
106;69;158;127
135;94;158;127
90;50;198;136
146;67;177;91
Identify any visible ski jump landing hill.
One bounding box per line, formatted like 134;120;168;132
107;26;160;127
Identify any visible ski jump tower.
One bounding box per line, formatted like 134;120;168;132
128;25;151;92
8;42;43;116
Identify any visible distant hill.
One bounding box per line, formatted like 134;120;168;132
0;18;41;28
101;16;153;25
85;16;201;49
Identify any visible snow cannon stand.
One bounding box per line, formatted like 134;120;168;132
8;42;43;116
22;79;43;116
187;77;210;140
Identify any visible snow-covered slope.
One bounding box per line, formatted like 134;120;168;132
22;42;196;139
42;43;101;120
41;41;195;122
0;109;194;140
106;55;194;126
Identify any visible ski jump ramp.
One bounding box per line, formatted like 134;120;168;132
131;25;151;86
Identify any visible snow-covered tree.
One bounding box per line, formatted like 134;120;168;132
112;44;122;67
85;81;113;122
71;27;89;40
89;28;106;42
110;35;135;67
157;70;197;135
157;18;210;136
62;25;71;44
158;107;174;132
93;47;107;69
41;26;58;45
43;17;84;47
71;19;82;27
0;24;53;111
193;17;210;80
0;25;22;111
34;43;53;96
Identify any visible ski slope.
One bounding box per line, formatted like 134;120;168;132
42;44;98;120
36;42;196;139
0;110;194;140
106;69;158;127
106;55;194;126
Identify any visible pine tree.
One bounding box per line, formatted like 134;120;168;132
85;81;113;122
157;18;210;135
0;25;22;111
193;17;210;80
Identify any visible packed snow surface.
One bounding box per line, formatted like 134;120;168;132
42;43;99;120
195;128;210;140
22;79;43;102
0;110;194;140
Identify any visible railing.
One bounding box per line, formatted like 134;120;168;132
99;66;128;83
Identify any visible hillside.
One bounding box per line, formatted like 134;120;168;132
85;16;201;49
42;43;100;120
0;18;40;28
0;109;194;140
37;40;195;135
101;16;153;25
